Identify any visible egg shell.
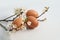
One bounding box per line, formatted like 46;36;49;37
27;16;39;29
12;17;22;28
26;10;38;18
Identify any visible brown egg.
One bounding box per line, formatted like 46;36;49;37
26;16;39;29
12;17;22;28
26;10;38;18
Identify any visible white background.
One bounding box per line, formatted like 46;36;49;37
0;0;60;40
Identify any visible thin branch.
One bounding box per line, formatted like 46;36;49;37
38;18;47;22
0;23;8;31
37;7;49;18
3;14;16;20
0;20;13;21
